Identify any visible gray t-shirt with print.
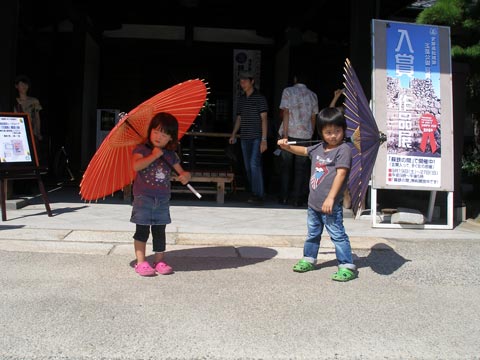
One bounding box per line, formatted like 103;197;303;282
306;142;352;212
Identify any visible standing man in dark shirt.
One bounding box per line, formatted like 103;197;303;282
229;71;269;205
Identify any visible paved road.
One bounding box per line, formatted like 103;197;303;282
1;235;479;359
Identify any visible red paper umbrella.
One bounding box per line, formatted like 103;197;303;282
343;58;386;215
79;79;208;201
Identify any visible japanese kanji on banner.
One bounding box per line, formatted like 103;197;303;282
372;20;454;192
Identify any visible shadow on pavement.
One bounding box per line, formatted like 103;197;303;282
26;184;307;210
3;205;89;221
362;243;411;275
128;246;278;272
0;224;25;230
317;243;411;276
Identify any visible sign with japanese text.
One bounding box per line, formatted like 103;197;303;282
371;20;454;191
0;112;38;168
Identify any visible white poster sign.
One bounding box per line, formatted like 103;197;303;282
0;114;33;164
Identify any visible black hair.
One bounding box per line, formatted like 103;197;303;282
316;107;347;136
14;74;31;86
293;71;308;85
147;112;179;150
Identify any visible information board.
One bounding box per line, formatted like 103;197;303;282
0;112;38;168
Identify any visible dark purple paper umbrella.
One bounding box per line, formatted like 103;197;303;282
342;58;386;216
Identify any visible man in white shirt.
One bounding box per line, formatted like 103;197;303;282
278;72;319;206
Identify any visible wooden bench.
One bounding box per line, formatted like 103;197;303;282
123;136;237;204
122;171;235;204
171;170;235;204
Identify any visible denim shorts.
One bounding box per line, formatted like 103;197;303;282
130;195;171;225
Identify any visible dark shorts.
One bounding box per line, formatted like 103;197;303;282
130;195;171;225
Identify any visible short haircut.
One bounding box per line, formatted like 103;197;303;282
293;71;308;84
316;107;347;135
239;71;254;80
15;74;31;86
147;112;179;150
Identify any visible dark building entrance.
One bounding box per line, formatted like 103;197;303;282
1;0;418;199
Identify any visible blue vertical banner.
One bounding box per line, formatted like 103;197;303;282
385;22;442;187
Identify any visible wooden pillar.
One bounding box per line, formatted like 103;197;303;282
0;0;19;199
68;13;100;175
349;0;375;100
0;0;19;113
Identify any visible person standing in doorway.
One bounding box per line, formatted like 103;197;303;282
13;75;44;196
14;75;43;144
229;71;269;205
278;71;319;206
14;75;47;165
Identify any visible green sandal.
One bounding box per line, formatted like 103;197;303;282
293;259;315;273
331;268;356;282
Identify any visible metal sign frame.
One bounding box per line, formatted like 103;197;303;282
370;20;454;229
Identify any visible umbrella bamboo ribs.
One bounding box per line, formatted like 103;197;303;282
80;79;208;201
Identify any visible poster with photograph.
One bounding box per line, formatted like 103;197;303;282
372;20;454;192
0;113;37;168
385;22;441;187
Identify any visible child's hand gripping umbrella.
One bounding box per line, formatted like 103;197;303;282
342;58;386;215
79;79;208;201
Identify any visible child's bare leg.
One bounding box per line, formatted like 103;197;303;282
133;224;150;264
134;240;147;264
154;251;165;264
153;251;172;274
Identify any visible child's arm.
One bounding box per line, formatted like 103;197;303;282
321;167;348;214
132;147;163;172
276;138;308;156
173;163;191;185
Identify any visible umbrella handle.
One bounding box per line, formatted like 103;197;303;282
158;156;202;199
286;140;322;145
186;183;202;199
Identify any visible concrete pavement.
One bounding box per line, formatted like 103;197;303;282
2;186;480;359
0;185;479;259
3;243;480;359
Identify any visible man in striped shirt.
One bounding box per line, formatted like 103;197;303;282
229;71;269;205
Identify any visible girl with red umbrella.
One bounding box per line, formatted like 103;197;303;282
130;112;191;277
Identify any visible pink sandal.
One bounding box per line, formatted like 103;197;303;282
154;261;173;275
134;261;156;276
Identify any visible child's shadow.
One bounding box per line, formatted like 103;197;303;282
129;246;278;272
318;243;411;276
